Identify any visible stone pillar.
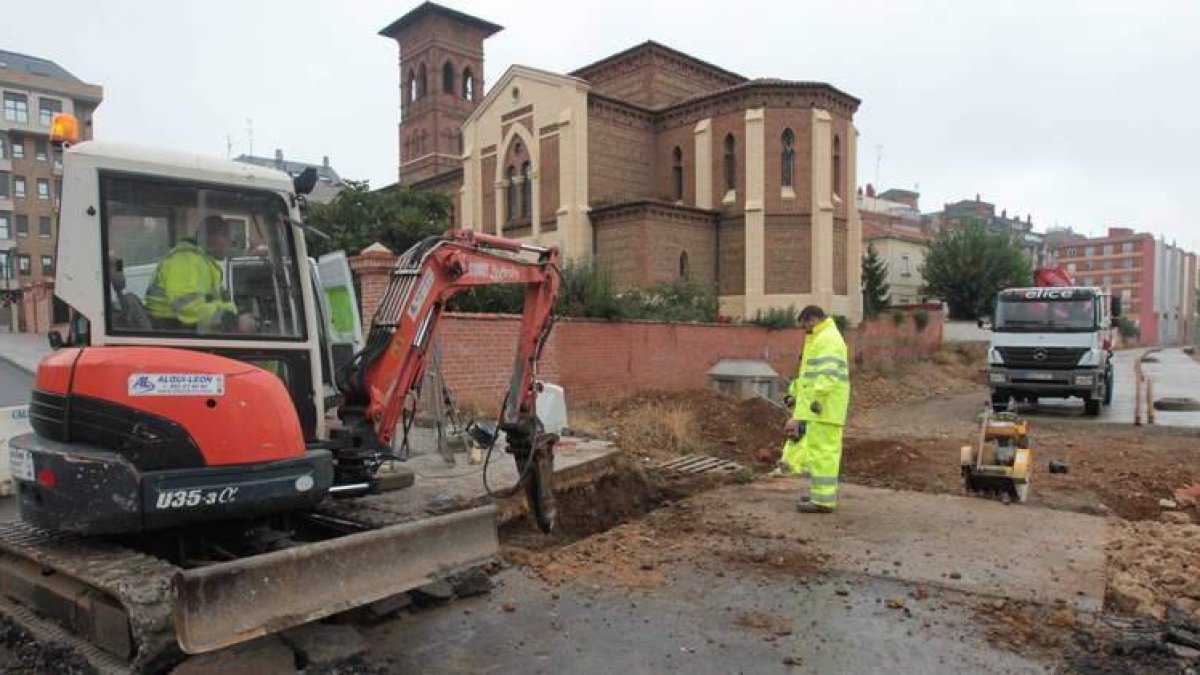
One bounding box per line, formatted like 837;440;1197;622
810;108;835;309
743;108;766;317
348;243;398;327
693;118;712;210
846;124;864;322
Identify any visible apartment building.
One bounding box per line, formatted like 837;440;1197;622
0;49;103;331
1054;227;1197;345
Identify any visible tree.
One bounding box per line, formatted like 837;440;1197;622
861;244;891;318
304;180;451;258
920;219;1032;320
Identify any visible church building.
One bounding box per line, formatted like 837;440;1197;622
380;2;864;321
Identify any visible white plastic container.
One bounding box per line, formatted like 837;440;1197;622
536;382;568;434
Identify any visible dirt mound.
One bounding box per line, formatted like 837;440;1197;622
1107;520;1200;622
571;389;788;467
852;346;984;414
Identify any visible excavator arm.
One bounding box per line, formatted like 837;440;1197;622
335;230;562;530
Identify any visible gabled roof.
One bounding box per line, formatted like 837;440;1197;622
378;2;502;39
0;49;83;83
463;64;589;127
571;40;747;86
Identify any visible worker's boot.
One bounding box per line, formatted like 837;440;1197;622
796;502;833;514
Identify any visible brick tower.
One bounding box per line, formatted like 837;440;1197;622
379;2;502;185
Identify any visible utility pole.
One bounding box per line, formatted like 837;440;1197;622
246;118;254;157
874;144;883;188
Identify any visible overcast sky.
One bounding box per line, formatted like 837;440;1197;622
4;0;1198;251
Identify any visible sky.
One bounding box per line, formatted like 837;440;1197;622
4;0;1198;251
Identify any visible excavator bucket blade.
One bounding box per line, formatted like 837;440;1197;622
172;505;498;654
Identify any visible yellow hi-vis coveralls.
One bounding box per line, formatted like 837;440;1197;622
780;317;850;509
145;241;237;331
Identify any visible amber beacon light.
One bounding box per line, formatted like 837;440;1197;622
49;113;80;145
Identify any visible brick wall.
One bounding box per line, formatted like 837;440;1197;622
434;306;943;409
587;107;655;205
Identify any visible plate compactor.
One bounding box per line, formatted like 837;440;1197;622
960;411;1032;503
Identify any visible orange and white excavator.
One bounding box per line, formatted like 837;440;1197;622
0;115;561;672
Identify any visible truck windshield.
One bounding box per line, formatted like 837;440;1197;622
101;173;305;339
995;298;1096;332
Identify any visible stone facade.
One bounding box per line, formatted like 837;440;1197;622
379;3;863;321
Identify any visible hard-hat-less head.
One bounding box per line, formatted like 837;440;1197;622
202;215;233;259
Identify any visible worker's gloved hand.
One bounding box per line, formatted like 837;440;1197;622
783;395;796;408
784;419;807;440
810;401;823;415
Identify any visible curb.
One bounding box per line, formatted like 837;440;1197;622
0;354;35;376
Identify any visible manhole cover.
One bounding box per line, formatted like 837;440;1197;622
656;454;745;476
1153;397;1200;412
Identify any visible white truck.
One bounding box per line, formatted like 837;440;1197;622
984;286;1120;416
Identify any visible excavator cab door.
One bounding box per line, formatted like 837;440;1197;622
311;252;364;409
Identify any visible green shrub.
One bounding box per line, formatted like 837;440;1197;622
620;279;719;323
913;308;931;332
890;308;906;326
1116;316;1140;339
750;306;797;330
833;314;850;333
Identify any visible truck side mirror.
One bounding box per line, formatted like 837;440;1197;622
1111;317;1120;329
1111;296;1123;317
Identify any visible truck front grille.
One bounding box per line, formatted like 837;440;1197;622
996;347;1088;370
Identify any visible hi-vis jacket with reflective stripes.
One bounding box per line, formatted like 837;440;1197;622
789;317;850;426
144;241;237;329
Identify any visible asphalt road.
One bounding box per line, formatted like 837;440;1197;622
0;358;31;408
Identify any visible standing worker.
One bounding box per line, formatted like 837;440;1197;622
780;306;850;513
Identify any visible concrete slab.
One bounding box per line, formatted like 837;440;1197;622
700;480;1110;613
363;567;1048;674
317;437;620;526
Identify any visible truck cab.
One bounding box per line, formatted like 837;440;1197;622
985;286;1118;416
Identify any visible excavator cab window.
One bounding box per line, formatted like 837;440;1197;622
99;173;306;340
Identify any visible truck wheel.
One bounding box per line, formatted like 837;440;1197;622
991;393;1009;413
1103;369;1114;405
1084;396;1101;416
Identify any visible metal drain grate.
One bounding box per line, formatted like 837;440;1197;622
656;454;745;476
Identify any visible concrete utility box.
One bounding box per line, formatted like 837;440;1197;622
707;359;783;400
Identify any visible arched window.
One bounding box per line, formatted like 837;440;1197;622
407;69;417;102
832;134;842;197
679;251;689;280
724;134;736;192
671;146;684;201
461;67;475;101
442;61;454;94
781;128;795;188
520;162;532;220
505;166;518;224
418;63;428;98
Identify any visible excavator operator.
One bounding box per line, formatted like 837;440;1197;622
145;215;258;334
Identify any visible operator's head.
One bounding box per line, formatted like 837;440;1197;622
202;215;233;259
797;305;827;332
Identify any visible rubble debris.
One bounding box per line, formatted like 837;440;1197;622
281;623;367;671
1107;520;1200;622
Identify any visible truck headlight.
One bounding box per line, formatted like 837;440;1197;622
1077;349;1101;367
989;373;1007;384
988;348;1004;365
1074;375;1095;386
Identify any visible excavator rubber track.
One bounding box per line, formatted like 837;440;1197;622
0;520;180;674
0;501;499;674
